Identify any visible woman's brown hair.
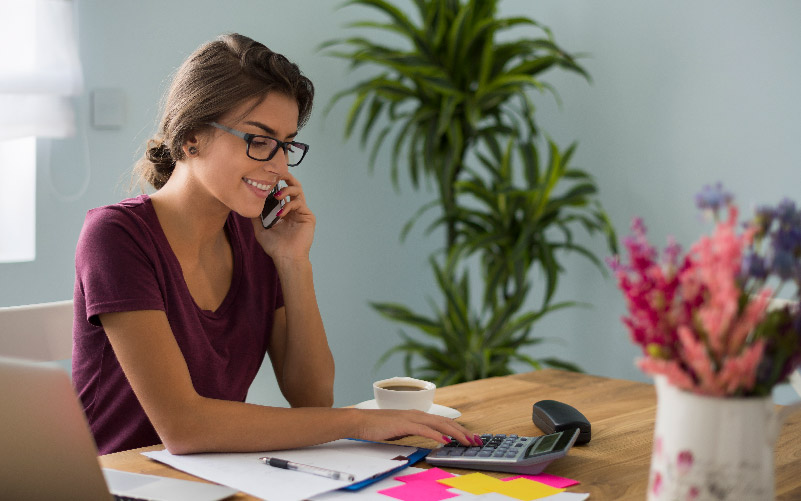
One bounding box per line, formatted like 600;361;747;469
134;33;314;190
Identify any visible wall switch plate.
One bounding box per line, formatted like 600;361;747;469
91;88;125;129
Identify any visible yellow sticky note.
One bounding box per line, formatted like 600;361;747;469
437;472;507;494
495;478;565;500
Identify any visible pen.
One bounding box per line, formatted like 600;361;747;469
259;456;356;482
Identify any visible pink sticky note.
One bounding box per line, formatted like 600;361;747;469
378;480;460;501
502;473;579;489
395;467;456;483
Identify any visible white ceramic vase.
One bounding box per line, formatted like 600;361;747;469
647;375;795;501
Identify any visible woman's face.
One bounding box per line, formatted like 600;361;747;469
190;92;300;219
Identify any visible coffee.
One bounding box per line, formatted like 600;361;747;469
380;385;424;391
373;376;436;411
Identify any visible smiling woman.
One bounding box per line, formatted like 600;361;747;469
71;33;477;457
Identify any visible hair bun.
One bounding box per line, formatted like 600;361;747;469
141;139;176;189
146;139;176;175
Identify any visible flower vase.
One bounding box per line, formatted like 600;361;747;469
647;376;784;500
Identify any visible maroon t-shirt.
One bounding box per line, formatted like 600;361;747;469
72;195;283;455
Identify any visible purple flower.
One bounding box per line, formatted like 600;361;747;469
770;250;797;281
773;227;801;254
695;183;733;213
741;251;768;281
776;198;799;226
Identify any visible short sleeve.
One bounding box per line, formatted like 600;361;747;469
75;206;166;326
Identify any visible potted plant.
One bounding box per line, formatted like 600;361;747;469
324;0;616;385
609;184;801;499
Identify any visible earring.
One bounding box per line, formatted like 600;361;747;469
187;146;198;155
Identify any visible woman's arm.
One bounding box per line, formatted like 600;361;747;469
100;309;476;455
267;259;333;408
253;173;334;407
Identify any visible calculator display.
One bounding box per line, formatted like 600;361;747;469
526;432;560;456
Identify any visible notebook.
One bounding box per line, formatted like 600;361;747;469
0;356;237;501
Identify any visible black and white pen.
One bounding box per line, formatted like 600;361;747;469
258;456;356;482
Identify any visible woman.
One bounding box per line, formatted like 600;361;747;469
72;33;477;455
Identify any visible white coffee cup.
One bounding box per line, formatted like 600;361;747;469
373;377;436;412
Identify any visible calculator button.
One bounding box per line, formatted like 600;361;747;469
478;451;493;457
505;451;518;458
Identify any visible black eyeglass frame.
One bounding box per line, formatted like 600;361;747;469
209;122;309;166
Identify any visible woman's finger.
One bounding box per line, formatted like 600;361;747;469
275;184;304;203
399;411;477;445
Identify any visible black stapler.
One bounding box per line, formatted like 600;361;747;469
532;399;592;445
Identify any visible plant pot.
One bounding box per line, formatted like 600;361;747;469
647;376;784;500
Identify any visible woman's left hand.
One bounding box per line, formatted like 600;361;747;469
251;172;315;262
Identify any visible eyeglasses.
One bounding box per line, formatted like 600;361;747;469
209;122;309;166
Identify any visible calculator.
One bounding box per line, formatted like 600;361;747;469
425;428;580;475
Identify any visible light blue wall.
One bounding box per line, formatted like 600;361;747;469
1;1;799;407
503;0;801;387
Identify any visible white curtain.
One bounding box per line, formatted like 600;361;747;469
0;0;83;140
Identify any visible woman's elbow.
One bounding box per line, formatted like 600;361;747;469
287;386;334;408
288;395;334;408
158;421;209;455
150;398;210;454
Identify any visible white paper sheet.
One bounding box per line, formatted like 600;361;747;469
143;439;416;501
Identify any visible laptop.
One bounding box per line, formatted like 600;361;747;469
0;356;238;501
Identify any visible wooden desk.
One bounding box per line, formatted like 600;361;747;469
100;369;801;500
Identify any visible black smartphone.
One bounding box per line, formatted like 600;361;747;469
261;185;285;229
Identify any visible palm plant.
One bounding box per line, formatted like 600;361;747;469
324;0;616;384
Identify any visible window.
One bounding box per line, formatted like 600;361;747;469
0;137;35;262
0;0;82;263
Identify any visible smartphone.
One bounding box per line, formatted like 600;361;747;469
261;184;285;229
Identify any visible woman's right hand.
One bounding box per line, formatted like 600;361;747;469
351;408;481;446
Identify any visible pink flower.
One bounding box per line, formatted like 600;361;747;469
686;486;700;501
718;340;766;393
726;288;771;356
677;325;725;396
638;357;695;391
612;188;801;397
685;205;750;360
613;218;689;358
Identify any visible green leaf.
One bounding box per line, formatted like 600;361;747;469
400;199;439;242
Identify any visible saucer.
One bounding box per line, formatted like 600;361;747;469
353;399;461;419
